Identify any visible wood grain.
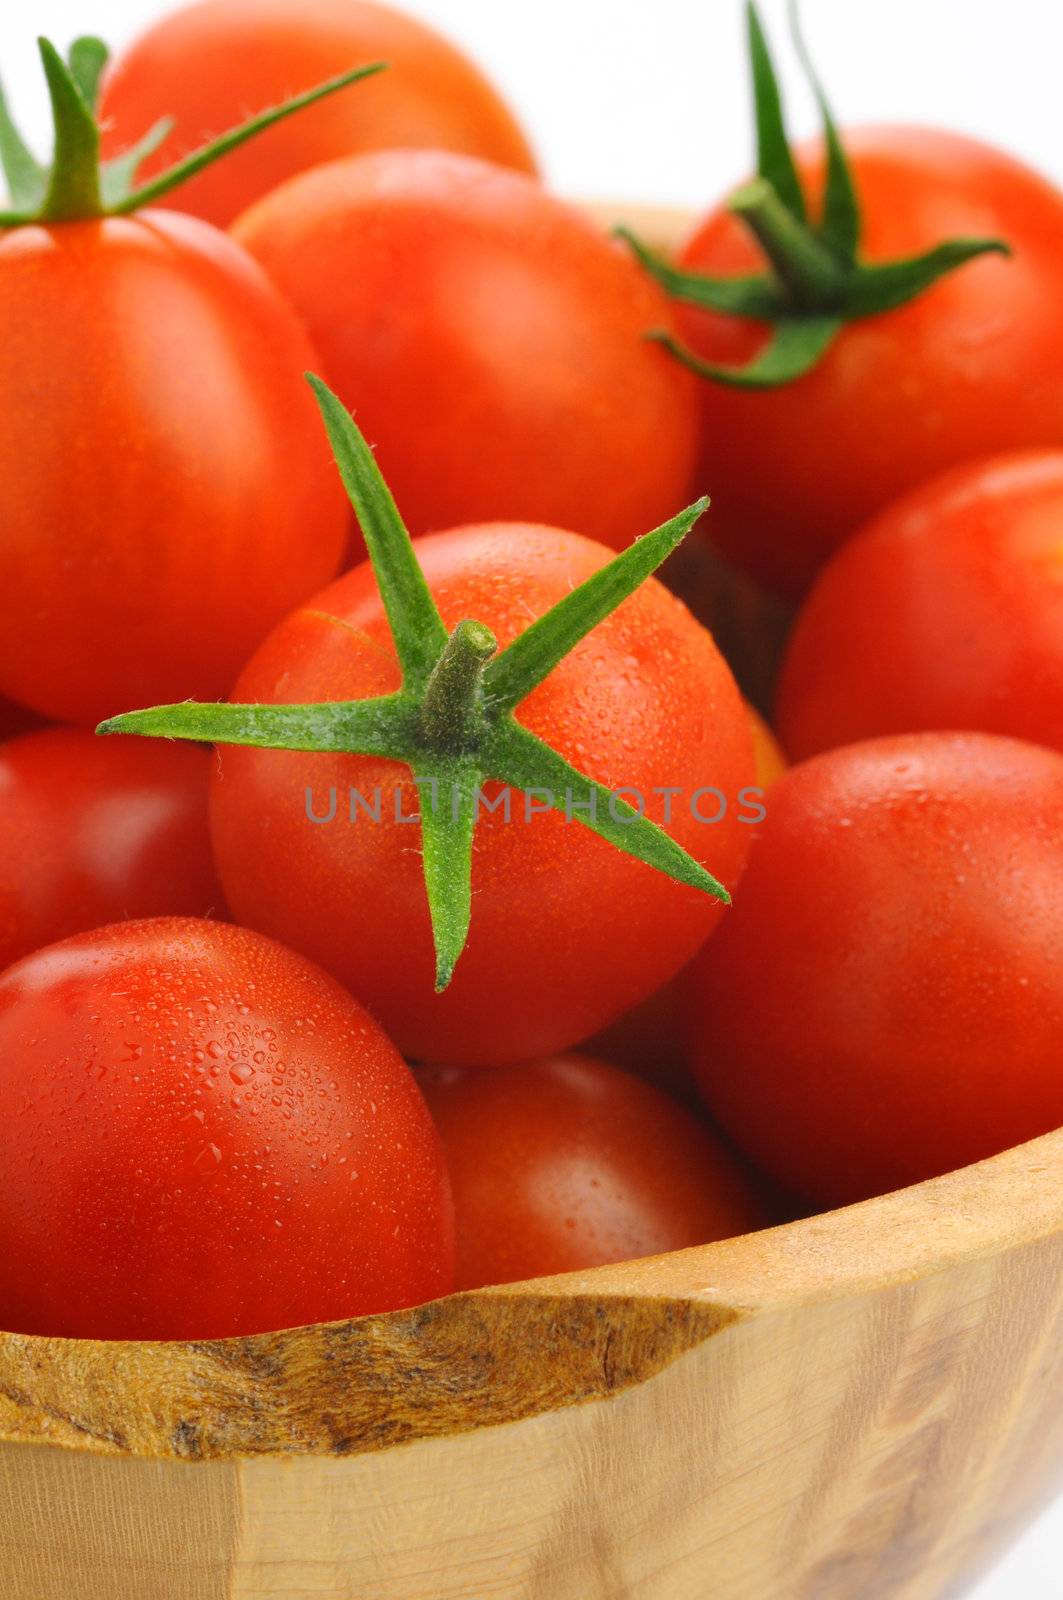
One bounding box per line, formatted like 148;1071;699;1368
0;1127;1060;1599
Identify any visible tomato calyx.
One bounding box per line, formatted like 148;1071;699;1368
0;37;385;226
99;376;728;993
419;619;499;754
618;2;1011;388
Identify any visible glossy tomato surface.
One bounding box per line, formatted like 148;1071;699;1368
210;523;756;1065
778;451;1063;760
0;919;453;1339
0;212;346;726
686;733;1063;1208
0;728;224;973
233;150;700;551
418;1055;769;1289
585;699;784;1095
100;0;536;230
677;129;1063;597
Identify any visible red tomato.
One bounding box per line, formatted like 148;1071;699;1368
676;130;1063;597
0;212;346;726
232;150;700;551
778;451;1063;760
685;734;1063;1209
418;1055;769;1289
0;918;453;1339
209;523;756;1065
586;700;782;1095
100;0;536;230
0;728;224;973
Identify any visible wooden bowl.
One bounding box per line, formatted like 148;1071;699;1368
2;1129;1060;1598
3;204;1060;1598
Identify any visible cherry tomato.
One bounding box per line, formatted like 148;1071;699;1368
685;733;1063;1209
209;523;756;1065
0;728;225;973
232;150;700;551
418;1055;769;1289
676;130;1063;597
586;700;783;1095
778;451;1063;760
99;0;536;230
0;211;347;726
0;918;453;1339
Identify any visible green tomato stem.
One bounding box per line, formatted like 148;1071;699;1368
420;620;498;752
38;39;102;221
729;177;846;311
114;62;386;215
0;39;387;227
621;3;1010;389
99;379;732;991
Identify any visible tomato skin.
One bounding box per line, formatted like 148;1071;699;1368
0;729;224;973
418;1055;769;1289
99;0;536;230
685;734;1063;1209
233;150;701;551
0;918;453;1340
0;212;347;726
585;700;783;1096
678;128;1063;598
778;451;1063;761
209;523;756;1065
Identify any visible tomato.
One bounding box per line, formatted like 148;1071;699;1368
0;728;224;973
99;0;536;230
585;700;782;1094
232;150;701;551
685;733;1063;1209
675;130;1063;597
418;1055;769;1289
778;451;1063;761
208;522;756;1065
0;211;347;726
0;918;452;1339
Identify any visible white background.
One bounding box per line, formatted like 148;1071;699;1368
5;2;1062;1594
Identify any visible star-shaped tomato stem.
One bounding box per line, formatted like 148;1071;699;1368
618;1;1010;388
0;34;384;225
100;377;729;992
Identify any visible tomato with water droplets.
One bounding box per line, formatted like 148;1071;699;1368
232;150;701;552
685;733;1063;1208
676;130;1063;598
0;211;347;726
0;728;224;973
777;451;1063;760
0;918;452;1339
209;522;756;1065
418;1055;770;1290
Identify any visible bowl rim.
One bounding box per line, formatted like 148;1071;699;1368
0;1125;1058;1463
